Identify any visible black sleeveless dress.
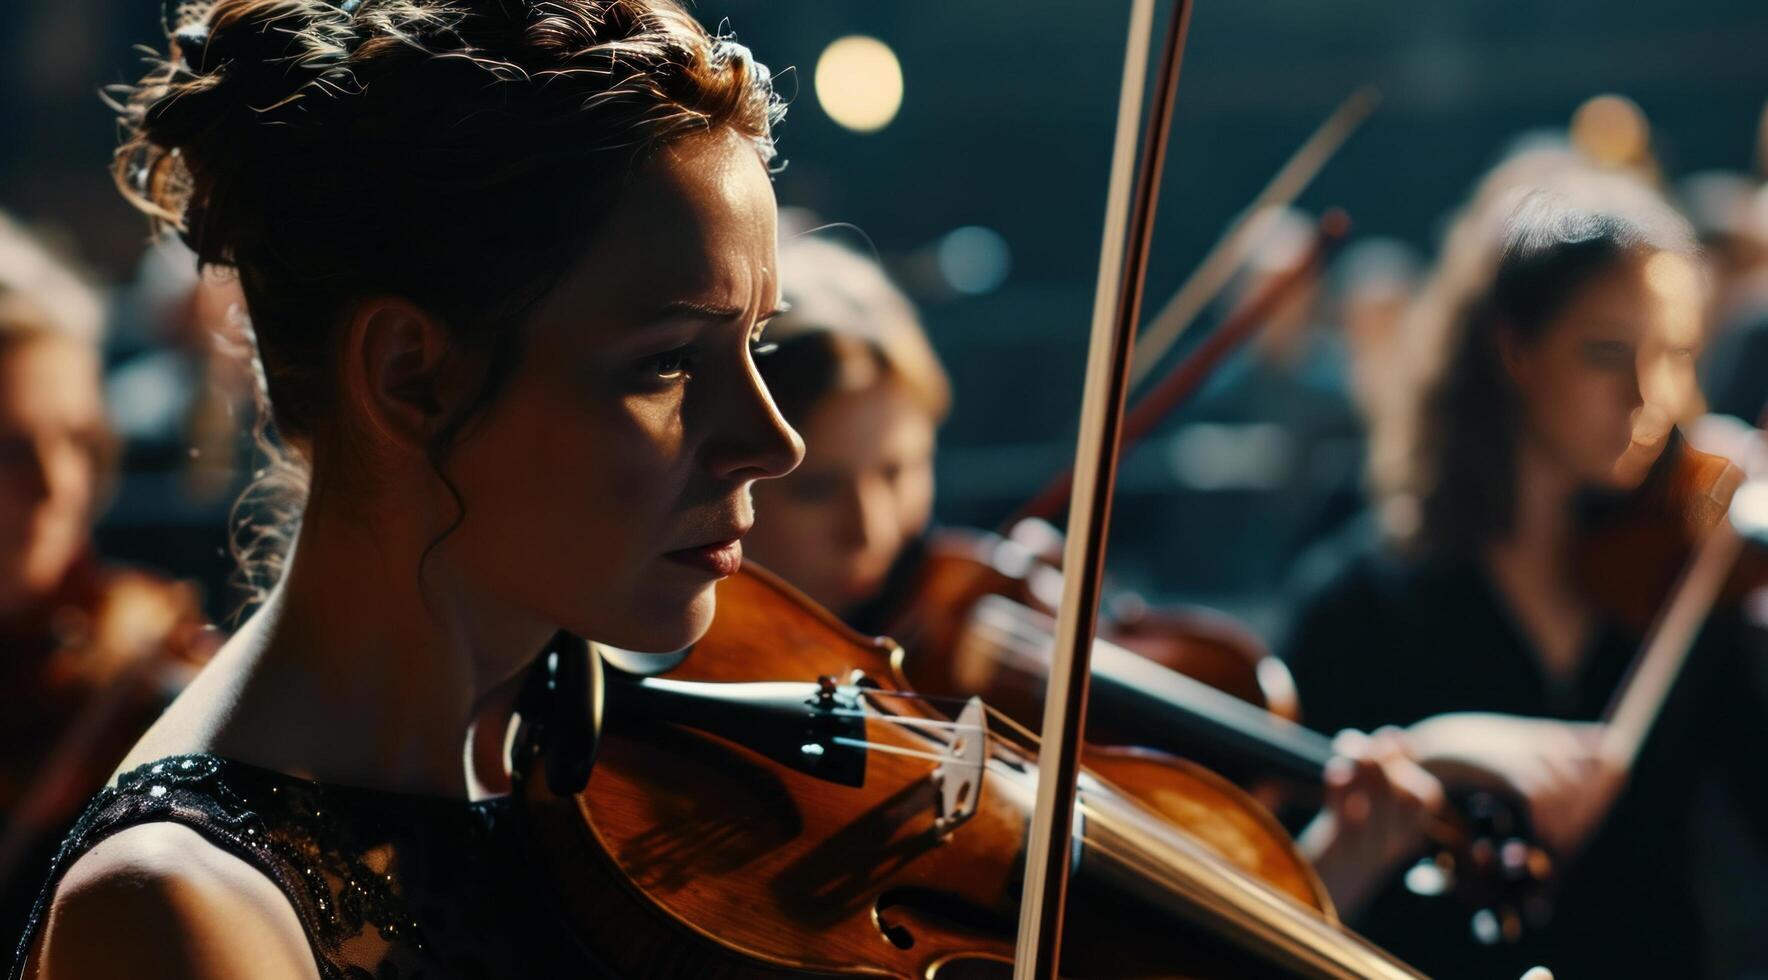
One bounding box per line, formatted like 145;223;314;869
9;753;611;979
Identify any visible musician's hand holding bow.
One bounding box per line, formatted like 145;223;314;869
1405;712;1626;858
1299;727;1446;915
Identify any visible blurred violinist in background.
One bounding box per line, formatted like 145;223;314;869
747;228;1450;921
0;214;213;952
1333;236;1423;426
746;230;950;633
1282;159;1768;978
1163;208;1369;589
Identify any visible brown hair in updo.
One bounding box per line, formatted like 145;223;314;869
110;0;782;597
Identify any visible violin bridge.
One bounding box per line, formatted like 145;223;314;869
931;696;988;837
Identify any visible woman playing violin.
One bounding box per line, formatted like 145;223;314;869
1282;159;1768;978
15;1;803;976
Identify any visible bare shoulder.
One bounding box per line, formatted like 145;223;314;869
23;823;317;980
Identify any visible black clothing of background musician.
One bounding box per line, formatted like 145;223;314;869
1282;544;1768;980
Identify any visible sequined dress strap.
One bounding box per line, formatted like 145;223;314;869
10;755;428;980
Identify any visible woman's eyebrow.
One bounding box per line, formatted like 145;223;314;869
646;300;744;322
644;300;790;323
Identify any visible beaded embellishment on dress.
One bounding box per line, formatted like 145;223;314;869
11;754;606;979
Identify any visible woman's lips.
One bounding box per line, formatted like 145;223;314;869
664;539;743;577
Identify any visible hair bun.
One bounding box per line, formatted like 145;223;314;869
120;0;373;253
161;1;352;139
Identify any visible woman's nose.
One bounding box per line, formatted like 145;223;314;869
704;363;804;483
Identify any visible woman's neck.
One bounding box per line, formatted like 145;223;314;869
1490;440;1580;568
187;503;552;799
1483;439;1592;683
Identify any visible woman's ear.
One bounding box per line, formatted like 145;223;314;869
341;297;467;453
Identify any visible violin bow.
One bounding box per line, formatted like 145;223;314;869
1128;86;1379;390
1012;0;1193;975
1004;208;1350;531
1601;465;1747;772
1000;86;1374;533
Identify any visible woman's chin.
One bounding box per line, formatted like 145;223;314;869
591;588;716;654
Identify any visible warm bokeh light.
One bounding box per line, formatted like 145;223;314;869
1730;479;1768;543
814;36;903;133
1571;93;1651;167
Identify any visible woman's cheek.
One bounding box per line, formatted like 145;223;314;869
606;391;689;513
900;463;936;537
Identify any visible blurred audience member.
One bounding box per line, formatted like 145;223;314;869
0;214;215;951
1686;174;1768;424
107;234;253;503
1334;236;1423;422
1173;207;1365;588
1678;171;1766;303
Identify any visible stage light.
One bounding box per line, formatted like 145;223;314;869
815;36;903;133
936;226;1011;295
1571;94;1650;168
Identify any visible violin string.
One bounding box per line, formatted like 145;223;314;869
984;703;1042;748
854;687;985;712
835;677;1025;762
834;708;983;733
976;700;1201;835
828;736;965;766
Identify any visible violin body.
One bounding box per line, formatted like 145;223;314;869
1577;434;1767;633
889;524;1300;727
516;566;1427;978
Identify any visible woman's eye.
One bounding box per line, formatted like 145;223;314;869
1582;341;1632;366
644;347;694;380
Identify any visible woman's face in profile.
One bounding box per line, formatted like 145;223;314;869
1504;251;1705;490
0;336;107;616
436;130;803;654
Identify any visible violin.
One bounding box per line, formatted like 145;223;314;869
1577;430;1764;635
885;529;1552;940
1572;429;1768;774
514;564;1429;978
889;521;1298;732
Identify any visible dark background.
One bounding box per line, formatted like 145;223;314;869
5;0;1768;624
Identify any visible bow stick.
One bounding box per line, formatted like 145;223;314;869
1129;85;1379;389
1011;0;1194;975
1005;208;1350;531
